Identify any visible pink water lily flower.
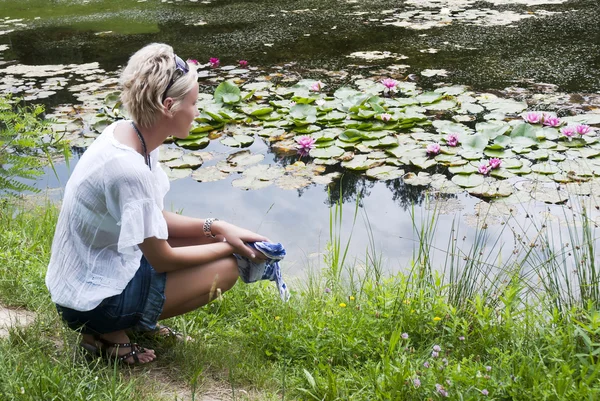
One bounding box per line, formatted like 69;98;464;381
523;111;543;124
381;78;398;91
478;163;491;175
575;124;591;135
186;59;199;65
489;158;502;169
296;135;316;157
310;81;324;91
426;143;441;155
446;133;459;147
209;57;220;68
380;113;392;122
543;115;562;127
239;59;248;67
561;126;576;137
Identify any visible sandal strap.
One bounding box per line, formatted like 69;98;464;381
96;338;147;364
97;338;133;348
117;346;143;363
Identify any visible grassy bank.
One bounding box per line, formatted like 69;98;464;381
0;197;599;400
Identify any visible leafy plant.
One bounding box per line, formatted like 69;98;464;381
0;95;69;195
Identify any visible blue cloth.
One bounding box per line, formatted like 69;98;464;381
234;241;289;301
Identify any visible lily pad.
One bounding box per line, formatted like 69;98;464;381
531;162;559;174
214;80;241;104
403;172;432;186
312;172;342;185
191;166;229;182
469;181;514;198
341;155;383;171
164;167;192;181
176;136;210;150
165;154;203;169
221;134;255;147
366;166;405;180
275;175;312;190
451;173;485;188
159;147;184;162
310;146;345;159
227;150;265;166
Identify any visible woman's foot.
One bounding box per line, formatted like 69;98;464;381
82;332;156;364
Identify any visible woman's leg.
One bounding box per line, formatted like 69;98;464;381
159;256;238;319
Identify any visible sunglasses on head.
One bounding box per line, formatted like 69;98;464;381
161;54;190;102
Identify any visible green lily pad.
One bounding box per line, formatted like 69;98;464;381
432;120;473;135
451;173;485;188
449;164;478;174
159;147;184;162
490;168;516;179
477;121;511;140
410;156;437;169
480;98;527;114
176;136;210;150
310;146;345;159
469;181;513;198
341;155;383;171
527;149;550;160
416;92;443;105
214;80;241;104
366;166;405;180
227;150;265;166
462;134;488;152
531;162;559;174
312;172;342;185
460;151;484;160
221;134;255;147
165;154;203;169
164;167;192;181
484;149;514;158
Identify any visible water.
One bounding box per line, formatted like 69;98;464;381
3;0;600;276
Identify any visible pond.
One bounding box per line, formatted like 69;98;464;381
2;0;600;277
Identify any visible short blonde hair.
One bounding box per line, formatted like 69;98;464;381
120;43;198;128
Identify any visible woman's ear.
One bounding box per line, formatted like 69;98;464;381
163;98;174;115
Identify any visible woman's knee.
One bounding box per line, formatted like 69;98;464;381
218;256;239;292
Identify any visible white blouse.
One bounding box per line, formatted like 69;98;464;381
46;121;170;311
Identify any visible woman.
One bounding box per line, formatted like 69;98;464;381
46;43;268;365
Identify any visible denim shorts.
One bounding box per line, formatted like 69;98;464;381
56;256;167;335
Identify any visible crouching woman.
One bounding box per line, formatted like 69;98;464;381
46;43;267;365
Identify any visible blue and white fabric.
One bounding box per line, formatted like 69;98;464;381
234;241;290;301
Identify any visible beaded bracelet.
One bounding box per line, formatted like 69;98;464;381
203;218;219;238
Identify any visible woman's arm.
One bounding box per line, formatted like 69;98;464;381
162;210;204;238
139;236;235;273
161;210;269;260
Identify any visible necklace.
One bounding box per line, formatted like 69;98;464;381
131;121;151;170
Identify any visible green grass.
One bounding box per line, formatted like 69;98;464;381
0;195;599;400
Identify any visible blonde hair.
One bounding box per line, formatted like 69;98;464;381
120;43;198;128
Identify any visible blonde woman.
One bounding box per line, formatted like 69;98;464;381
46;43;268;364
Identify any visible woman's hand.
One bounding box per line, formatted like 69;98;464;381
211;221;269;260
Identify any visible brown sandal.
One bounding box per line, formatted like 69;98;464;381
95;338;150;364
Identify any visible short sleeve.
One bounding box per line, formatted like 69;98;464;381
104;156;168;255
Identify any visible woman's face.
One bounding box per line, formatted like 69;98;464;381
171;81;200;139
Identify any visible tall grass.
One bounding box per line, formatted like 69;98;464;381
1;194;599;400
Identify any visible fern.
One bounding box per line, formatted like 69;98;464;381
0;94;69;195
